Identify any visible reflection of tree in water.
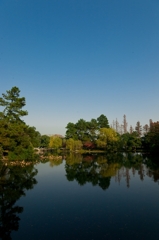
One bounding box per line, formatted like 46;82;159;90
65;153;159;190
114;153;159;187
49;158;63;167
65;153;83;166
65;154;120;190
0;161;38;239
144;154;159;183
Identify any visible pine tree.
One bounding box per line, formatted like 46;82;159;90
0;86;28;122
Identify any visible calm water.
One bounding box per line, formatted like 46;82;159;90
1;153;159;240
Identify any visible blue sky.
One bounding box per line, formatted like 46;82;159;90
0;0;159;135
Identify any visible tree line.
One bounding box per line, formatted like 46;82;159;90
0;87;159;160
63;116;159;153
45;115;159;154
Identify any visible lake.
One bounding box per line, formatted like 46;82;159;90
1;153;159;240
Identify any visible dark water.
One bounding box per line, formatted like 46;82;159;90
1;153;159;240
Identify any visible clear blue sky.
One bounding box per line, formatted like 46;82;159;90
0;0;159;135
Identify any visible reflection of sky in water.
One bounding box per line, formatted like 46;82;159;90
12;160;159;240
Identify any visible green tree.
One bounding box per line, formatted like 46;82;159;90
119;132;141;151
87;118;98;141
26;126;41;147
0;121;36;160
40;135;50;148
97;114;109;129
0;86;38;160
143;121;159;152
0;86;28;122
75;119;88;141
65;122;77;140
65;114;110;145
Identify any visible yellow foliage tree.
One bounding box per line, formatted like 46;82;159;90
96;128;119;149
49;136;62;149
66;138;83;151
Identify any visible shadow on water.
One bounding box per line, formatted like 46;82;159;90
0;161;38;240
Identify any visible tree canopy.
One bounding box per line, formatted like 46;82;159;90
49;136;62;149
143;121;159;152
65;114;110;142
1;87;158;158
0;86;40;160
0;86;28;122
96;128;119;150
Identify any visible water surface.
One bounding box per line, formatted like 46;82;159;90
0;153;159;239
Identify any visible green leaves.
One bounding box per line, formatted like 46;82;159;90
119;132;142;151
97;114;109;128
40;135;50;148
143;121;159;152
0;86;28;122
65;114;110;142
65;122;78;140
0;86;40;160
